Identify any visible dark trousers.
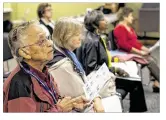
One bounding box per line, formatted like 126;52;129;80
116;78;147;112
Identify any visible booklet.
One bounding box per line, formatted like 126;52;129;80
83;63;115;102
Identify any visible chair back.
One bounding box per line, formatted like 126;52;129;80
3;33;13;61
108;30;118;50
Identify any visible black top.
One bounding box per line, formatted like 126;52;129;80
75;31;108;75
96;6;113;14
96;3;125;14
39;19;53;39
8;68;32;101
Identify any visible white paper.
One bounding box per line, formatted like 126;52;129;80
83;63;114;101
149;40;160;53
102;95;122;112
111;61;141;81
83;95;122;113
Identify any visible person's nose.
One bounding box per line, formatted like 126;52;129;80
47;39;53;47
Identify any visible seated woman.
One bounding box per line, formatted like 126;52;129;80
3;21;88;112
37;3;55;39
75;10;147;112
47;17;123;113
113;7;160;92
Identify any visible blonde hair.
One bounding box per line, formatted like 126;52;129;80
8;21;38;61
52;17;83;48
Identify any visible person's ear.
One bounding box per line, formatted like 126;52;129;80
18;48;31;60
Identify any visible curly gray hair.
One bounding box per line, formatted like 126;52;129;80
84;10;104;32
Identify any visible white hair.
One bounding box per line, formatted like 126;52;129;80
8;21;38;61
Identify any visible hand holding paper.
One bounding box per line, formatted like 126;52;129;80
115;67;130;77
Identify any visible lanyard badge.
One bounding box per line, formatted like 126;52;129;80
21;65;57;104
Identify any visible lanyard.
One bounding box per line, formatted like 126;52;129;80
21;66;57;104
101;37;112;68
61;48;86;82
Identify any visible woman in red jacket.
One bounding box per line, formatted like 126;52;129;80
114;7;160;92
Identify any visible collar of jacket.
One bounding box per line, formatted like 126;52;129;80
31;76;54;105
52;45;86;82
40;18;54;25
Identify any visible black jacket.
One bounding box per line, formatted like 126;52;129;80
76;31;108;75
39;19;54;39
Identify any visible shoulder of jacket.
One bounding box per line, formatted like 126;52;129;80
49;57;72;70
10;69;31;87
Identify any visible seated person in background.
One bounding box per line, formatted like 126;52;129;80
75;10;147;112
37;3;55;39
3;21;88;112
96;3;125;26
114;7;160;92
47;17;123;113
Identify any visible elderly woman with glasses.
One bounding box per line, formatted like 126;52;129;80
3;21;89;112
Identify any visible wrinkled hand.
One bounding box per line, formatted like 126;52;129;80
57;96;90;112
93;97;105;113
116;67;129;77
73;96;90;112
57;96;74;112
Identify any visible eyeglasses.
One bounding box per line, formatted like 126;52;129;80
21;35;51;48
22;39;47;49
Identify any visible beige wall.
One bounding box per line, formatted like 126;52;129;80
3;3;159;37
4;3;104;21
